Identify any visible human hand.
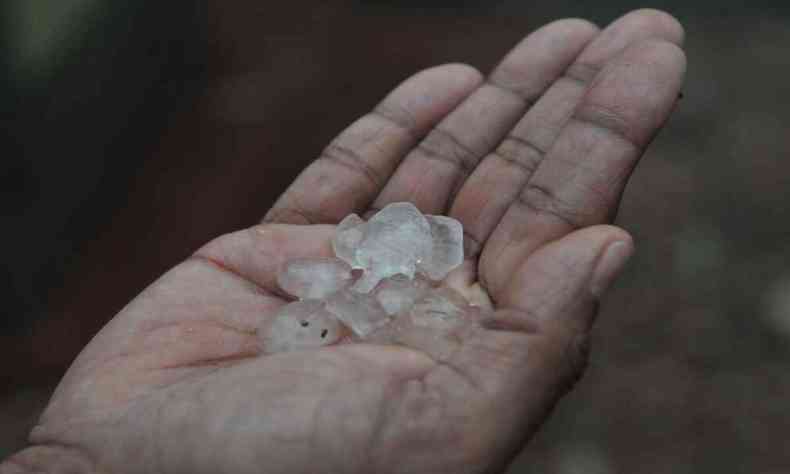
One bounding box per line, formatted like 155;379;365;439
2;9;685;474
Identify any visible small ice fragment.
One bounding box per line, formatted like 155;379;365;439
373;274;432;315
349;270;382;295
325;290;390;337
277;257;354;299
260;300;344;353
362;320;401;345
351;203;433;292
407;287;471;329
333;214;366;268
419;215;464;281
364;290;485;358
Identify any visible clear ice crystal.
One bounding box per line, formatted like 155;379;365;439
419;215;464;281
333;214;366;268
263;202;476;354
407;287;470;329
350;203;433;293
277;257;354;299
373;274;432;316
365;287;483;349
260;300;344;353
325;290;390;337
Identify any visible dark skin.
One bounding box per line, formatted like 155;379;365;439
1;9;685;474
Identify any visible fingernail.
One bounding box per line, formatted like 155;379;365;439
590;241;633;298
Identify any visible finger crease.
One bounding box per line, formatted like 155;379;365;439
563;62;600;86
482;78;540;109
263;205;318;225
462;229;484;259
571;105;642;150
494;135;546;176
415;128;479;178
320;143;385;190
516;182;584;230
189;254;277;296
372;106;421;142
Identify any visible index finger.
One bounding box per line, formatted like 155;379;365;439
263;64;482;225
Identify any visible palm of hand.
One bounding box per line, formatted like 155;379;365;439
20;11;685;474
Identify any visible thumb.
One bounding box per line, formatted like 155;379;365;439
421;225;634;403
499;224;634;335
484;224;634;445
464;225;634;469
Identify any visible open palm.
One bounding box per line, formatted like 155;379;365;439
5;10;685;474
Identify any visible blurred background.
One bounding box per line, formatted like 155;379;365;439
4;0;790;472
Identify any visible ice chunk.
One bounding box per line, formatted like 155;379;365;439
373;274;432;316
419;215;464;281
407;287;471;329
333;214;366;268
351;203;433;293
325;290;390;337
362;319;401;345
264;203;480;354
364;288;484;355
260;300;344;353
277;257;354;299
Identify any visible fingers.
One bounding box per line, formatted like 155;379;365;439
481;38;686;299
263;65;482;225
452;9;685;258
195;223;337;293
367;18;600;216
485;227;632;454
477;227;631;442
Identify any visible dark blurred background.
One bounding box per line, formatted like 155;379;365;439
4;0;790;471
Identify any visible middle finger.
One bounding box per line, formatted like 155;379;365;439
367;18;600;217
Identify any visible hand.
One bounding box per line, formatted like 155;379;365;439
2;9;685;474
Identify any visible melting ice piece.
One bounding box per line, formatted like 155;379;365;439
365;288;483;353
407;287;472;330
419;215;464;281
333;214;366;268
325;290;390;337
351;203;433;293
277;257;354;299
373;274;432;316
260;300;344;353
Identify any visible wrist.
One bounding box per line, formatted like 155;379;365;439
1;445;96;474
